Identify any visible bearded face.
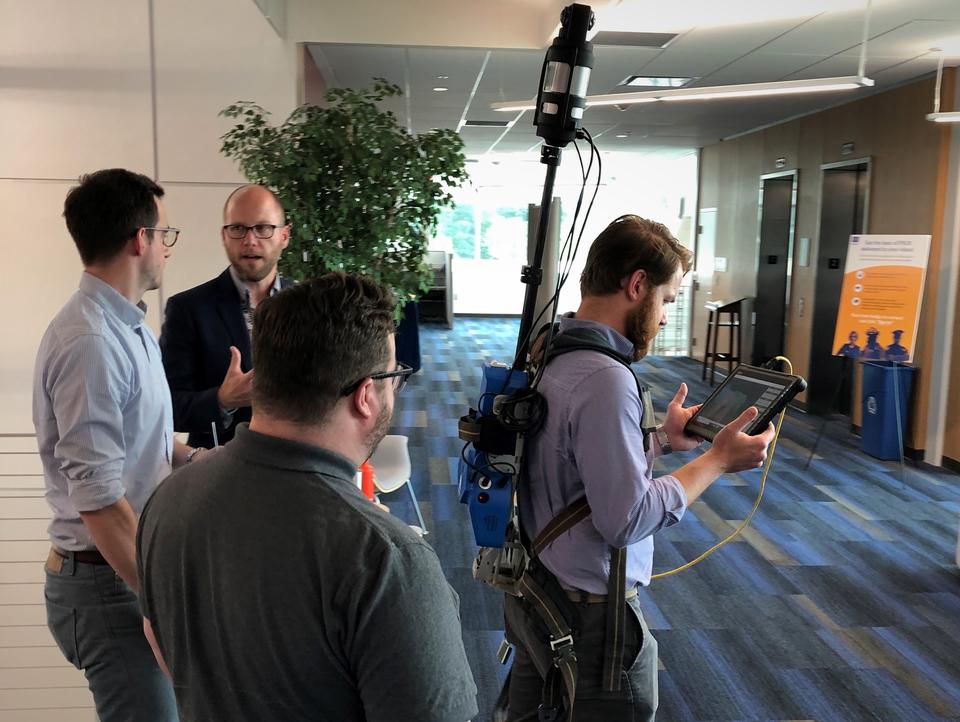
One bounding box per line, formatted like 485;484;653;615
364;383;393;459
624;288;660;361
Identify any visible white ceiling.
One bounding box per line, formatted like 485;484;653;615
306;0;960;157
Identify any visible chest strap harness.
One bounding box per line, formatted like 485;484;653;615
493;326;654;722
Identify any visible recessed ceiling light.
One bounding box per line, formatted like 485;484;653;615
433;87;448;92
615;133;629;138
437;75;449;80
621;75;693;88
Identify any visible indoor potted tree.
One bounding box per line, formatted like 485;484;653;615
220;79;467;370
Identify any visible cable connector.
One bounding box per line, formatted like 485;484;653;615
494;387;548;434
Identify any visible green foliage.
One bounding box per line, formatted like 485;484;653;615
219;79;467;313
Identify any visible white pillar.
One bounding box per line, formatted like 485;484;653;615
924;70;960;466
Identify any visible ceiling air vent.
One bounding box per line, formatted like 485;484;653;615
462;119;511;128
592;31;676;48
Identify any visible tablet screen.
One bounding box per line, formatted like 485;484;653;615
692;372;787;436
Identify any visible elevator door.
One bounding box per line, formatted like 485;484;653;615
807;161;869;415
753;173;797;365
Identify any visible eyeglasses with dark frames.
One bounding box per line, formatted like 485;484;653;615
341;362;414;397
143;227;180;247
222;223;281;240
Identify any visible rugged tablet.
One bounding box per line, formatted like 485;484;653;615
685;365;807;442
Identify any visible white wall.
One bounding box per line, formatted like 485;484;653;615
1;0;296;716
287;0;563;48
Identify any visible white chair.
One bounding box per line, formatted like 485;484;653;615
370;434;427;535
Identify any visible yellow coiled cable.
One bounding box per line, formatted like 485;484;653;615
651;356;793;580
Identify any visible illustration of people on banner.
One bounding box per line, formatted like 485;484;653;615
831;234;931;365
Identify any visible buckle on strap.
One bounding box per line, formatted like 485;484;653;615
549;633;574;655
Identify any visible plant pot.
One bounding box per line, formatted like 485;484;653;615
395;301;421;373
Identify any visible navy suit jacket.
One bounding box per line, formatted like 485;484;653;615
160;268;291;448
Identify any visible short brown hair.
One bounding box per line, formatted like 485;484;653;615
252;273;396;425
64;169;164;266
580;215;693;296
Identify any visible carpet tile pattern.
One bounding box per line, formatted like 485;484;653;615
384;317;960;722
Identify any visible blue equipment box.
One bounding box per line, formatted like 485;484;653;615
478;363;528;415
457;448;514;547
457;362;528;548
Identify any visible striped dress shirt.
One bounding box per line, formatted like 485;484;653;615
33;272;173;550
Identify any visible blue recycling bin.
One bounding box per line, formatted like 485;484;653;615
860;361;915;460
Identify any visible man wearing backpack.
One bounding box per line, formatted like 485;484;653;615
505;215;775;721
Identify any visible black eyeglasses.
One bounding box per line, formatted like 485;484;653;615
341;362;414;396
144;227;180;247
222;223;280;240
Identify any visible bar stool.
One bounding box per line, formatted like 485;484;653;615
702;298;745;386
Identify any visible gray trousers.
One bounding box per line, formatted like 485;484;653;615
504;592;658;722
44;553;178;722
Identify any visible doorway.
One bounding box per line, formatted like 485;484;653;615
807;158;871;415
752;171;798;365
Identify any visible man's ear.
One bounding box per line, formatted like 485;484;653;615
131;229;150;257
624;269;647;301
349;378;378;421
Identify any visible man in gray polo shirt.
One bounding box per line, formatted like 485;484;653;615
504;215;775;721
137;273;478;722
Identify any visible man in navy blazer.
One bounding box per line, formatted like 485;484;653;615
160;185;292;448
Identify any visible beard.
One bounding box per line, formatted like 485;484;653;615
233;258;278;283
363;392;393;460
228;245;282;283
625;292;659;361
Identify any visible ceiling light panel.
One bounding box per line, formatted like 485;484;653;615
621;76;694;88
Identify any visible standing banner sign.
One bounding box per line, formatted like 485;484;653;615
832;234;931;363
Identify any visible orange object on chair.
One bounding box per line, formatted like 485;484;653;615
359;461;376;501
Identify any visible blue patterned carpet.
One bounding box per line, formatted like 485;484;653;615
383;317;960;722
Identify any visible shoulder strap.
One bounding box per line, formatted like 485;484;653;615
543;326;633;367
530;498;591;557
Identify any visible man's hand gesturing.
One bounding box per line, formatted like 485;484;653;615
217;346;254;409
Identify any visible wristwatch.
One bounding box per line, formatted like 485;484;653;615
654;425;672;455
185;447;203;464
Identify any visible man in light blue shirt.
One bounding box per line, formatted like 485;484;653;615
505;215;775;722
33;169;206;721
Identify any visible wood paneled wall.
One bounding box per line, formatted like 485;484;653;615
694;72;957;458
